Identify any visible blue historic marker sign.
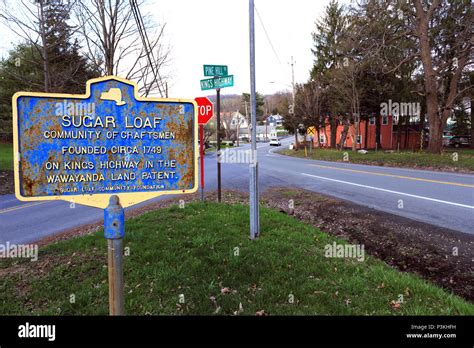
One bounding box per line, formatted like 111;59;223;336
12;76;198;208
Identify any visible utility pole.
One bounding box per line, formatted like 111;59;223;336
249;0;259;239
216;88;221;203
291;56;295;108
265;118;268;141
236;110;240;147
290;56;298;149
244;101;249;141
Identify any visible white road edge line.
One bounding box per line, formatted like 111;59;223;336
301;172;474;209
268;144;474;179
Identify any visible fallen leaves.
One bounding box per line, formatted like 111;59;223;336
220;287;232;295
233;302;244;315
389;300;401;310
209;296;221;314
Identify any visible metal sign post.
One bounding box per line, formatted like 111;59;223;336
199;125;205;201
195;97;214;202
200;66;233;204
307;126;316;157
216;88;222;203
104;195;125;315
249;0;260;239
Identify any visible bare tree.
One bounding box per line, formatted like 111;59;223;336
411;0;473;153
329;58;363;150
300;82;323;133
355;0;473;153
0;0;77;92
75;0;170;96
220;112;235;141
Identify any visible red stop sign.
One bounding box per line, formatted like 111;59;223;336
195;97;214;125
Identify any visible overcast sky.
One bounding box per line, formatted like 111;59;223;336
0;0;333;98
148;0;331;98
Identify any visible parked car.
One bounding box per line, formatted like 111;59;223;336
448;136;471;148
269;138;281;146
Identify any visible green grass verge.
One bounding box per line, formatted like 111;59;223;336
0;143;13;171
1;203;472;315
279;148;474;172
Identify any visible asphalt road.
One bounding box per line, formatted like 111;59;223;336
1;136;473;244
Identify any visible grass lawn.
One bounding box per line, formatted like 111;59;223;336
0;143;13;171
279;147;474;172
1;202;472;315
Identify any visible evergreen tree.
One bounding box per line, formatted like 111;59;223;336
41;0;99;93
310;0;347;148
0;0;99;139
0;44;44;140
239;92;265;122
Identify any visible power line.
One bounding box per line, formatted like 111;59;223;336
129;0;164;97
254;4;282;65
133;0;166;96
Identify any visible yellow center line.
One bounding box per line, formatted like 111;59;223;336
310;164;474;188
0;201;47;214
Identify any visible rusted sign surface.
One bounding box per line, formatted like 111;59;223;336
13;76;198;208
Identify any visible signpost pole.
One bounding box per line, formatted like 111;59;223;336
200;125;205;201
216;88;222;203
104;195;125;315
195;97;214;202
249;0;260;239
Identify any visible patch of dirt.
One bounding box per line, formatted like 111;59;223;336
9;188;474;303
260;188;474;302
0;170;14;194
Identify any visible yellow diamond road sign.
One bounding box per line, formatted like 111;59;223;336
307;126;316;136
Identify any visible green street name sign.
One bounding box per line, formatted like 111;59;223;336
200;75;234;91
203;65;228;77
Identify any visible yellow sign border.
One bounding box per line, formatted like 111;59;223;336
12;75;199;209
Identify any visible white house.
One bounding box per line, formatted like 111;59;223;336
230;112;248;129
266;114;284;127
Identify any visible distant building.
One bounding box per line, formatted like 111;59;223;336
311;115;426;150
221;112;248;130
256;125;276;141
235;125;276;142
266;114;284;126
218;112;281;142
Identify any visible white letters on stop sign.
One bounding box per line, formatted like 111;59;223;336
199;105;212;116
195;97;213;125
